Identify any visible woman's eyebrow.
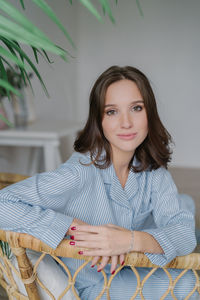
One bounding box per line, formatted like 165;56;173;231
104;100;144;107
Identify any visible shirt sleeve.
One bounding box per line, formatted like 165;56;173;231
142;167;197;267
0;161;81;249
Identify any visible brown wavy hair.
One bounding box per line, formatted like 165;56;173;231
74;65;172;172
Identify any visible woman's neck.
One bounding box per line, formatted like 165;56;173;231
112;150;134;188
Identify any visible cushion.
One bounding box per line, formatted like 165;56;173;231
2;249;77;300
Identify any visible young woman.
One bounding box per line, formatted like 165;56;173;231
0;66;197;299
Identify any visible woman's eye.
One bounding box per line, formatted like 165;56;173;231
106;110;117;116
131;105;143;112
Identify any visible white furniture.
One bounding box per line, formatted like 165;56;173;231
0;119;82;173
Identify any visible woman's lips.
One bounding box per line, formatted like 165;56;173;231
117;133;137;140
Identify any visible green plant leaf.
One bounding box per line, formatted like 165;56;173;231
0;57;7;81
11;41;24;63
0;78;21;97
99;0;115;23
0;112;14;127
0;40;31;93
0;57;10;98
32;47;54;64
0;57;17;73
19;0;25;9
31;47;54;64
33;48;54;64
41;50;54;64
102;4;106;16
69;0;73;4
0;46;28;70
0;0;52;42
79;0;103;22
0;0;65;46
4;39;49;96
2;38;47;95
0;16;67;58
0;29;66;60
136;0;144;17
32;47;39;64
31;0;75;48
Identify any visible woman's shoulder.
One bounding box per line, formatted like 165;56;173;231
150;166;172;179
65;151;92;168
135;166;173;188
63;151;97;177
149;166;175;191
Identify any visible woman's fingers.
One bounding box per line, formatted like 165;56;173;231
67;218;88;235
90;254;126;273
119;253;125;266
78;249;109;256
97;256;110;272
72;224;101;234
110;255;118;274
91;256;100;268
70;240;101;249
71;232;99;242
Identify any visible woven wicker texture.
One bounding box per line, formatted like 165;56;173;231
0;173;200;300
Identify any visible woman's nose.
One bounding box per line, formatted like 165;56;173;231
120;113;133;128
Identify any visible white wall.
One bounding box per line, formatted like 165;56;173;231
1;0;200;173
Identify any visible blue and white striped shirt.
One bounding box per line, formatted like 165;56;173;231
0;151;196;289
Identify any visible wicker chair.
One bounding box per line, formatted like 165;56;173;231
0;173;200;300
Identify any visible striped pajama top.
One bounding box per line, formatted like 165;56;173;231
0;151;197;294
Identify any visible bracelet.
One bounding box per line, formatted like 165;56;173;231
127;231;134;253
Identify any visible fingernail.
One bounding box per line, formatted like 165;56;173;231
97;269;102;272
78;251;83;255
121;261;125;266
111;270;115;275
91;265;95;268
71;226;76;230
70;241;75;245
70;235;74;240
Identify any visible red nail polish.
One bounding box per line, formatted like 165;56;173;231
70;241;75;245
78;251;83;255
111;270;115;275
71;226;76;230
121;261;125;266
91;265;94;268
97;269;102;272
70;235;74;240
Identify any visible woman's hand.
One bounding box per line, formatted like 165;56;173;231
66;218;88;236
70;223;133;256
68;219;124;273
91;254;125;274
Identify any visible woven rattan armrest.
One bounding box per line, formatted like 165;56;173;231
1;230;200;300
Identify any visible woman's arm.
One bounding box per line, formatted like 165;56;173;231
133;231;163;253
142;167;197;266
0;161;81;249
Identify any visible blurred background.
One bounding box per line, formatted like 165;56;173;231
0;3;200;299
0;0;200;175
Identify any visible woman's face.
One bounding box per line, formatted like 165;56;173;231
102;79;148;159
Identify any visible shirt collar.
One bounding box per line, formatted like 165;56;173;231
100;155;141;184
